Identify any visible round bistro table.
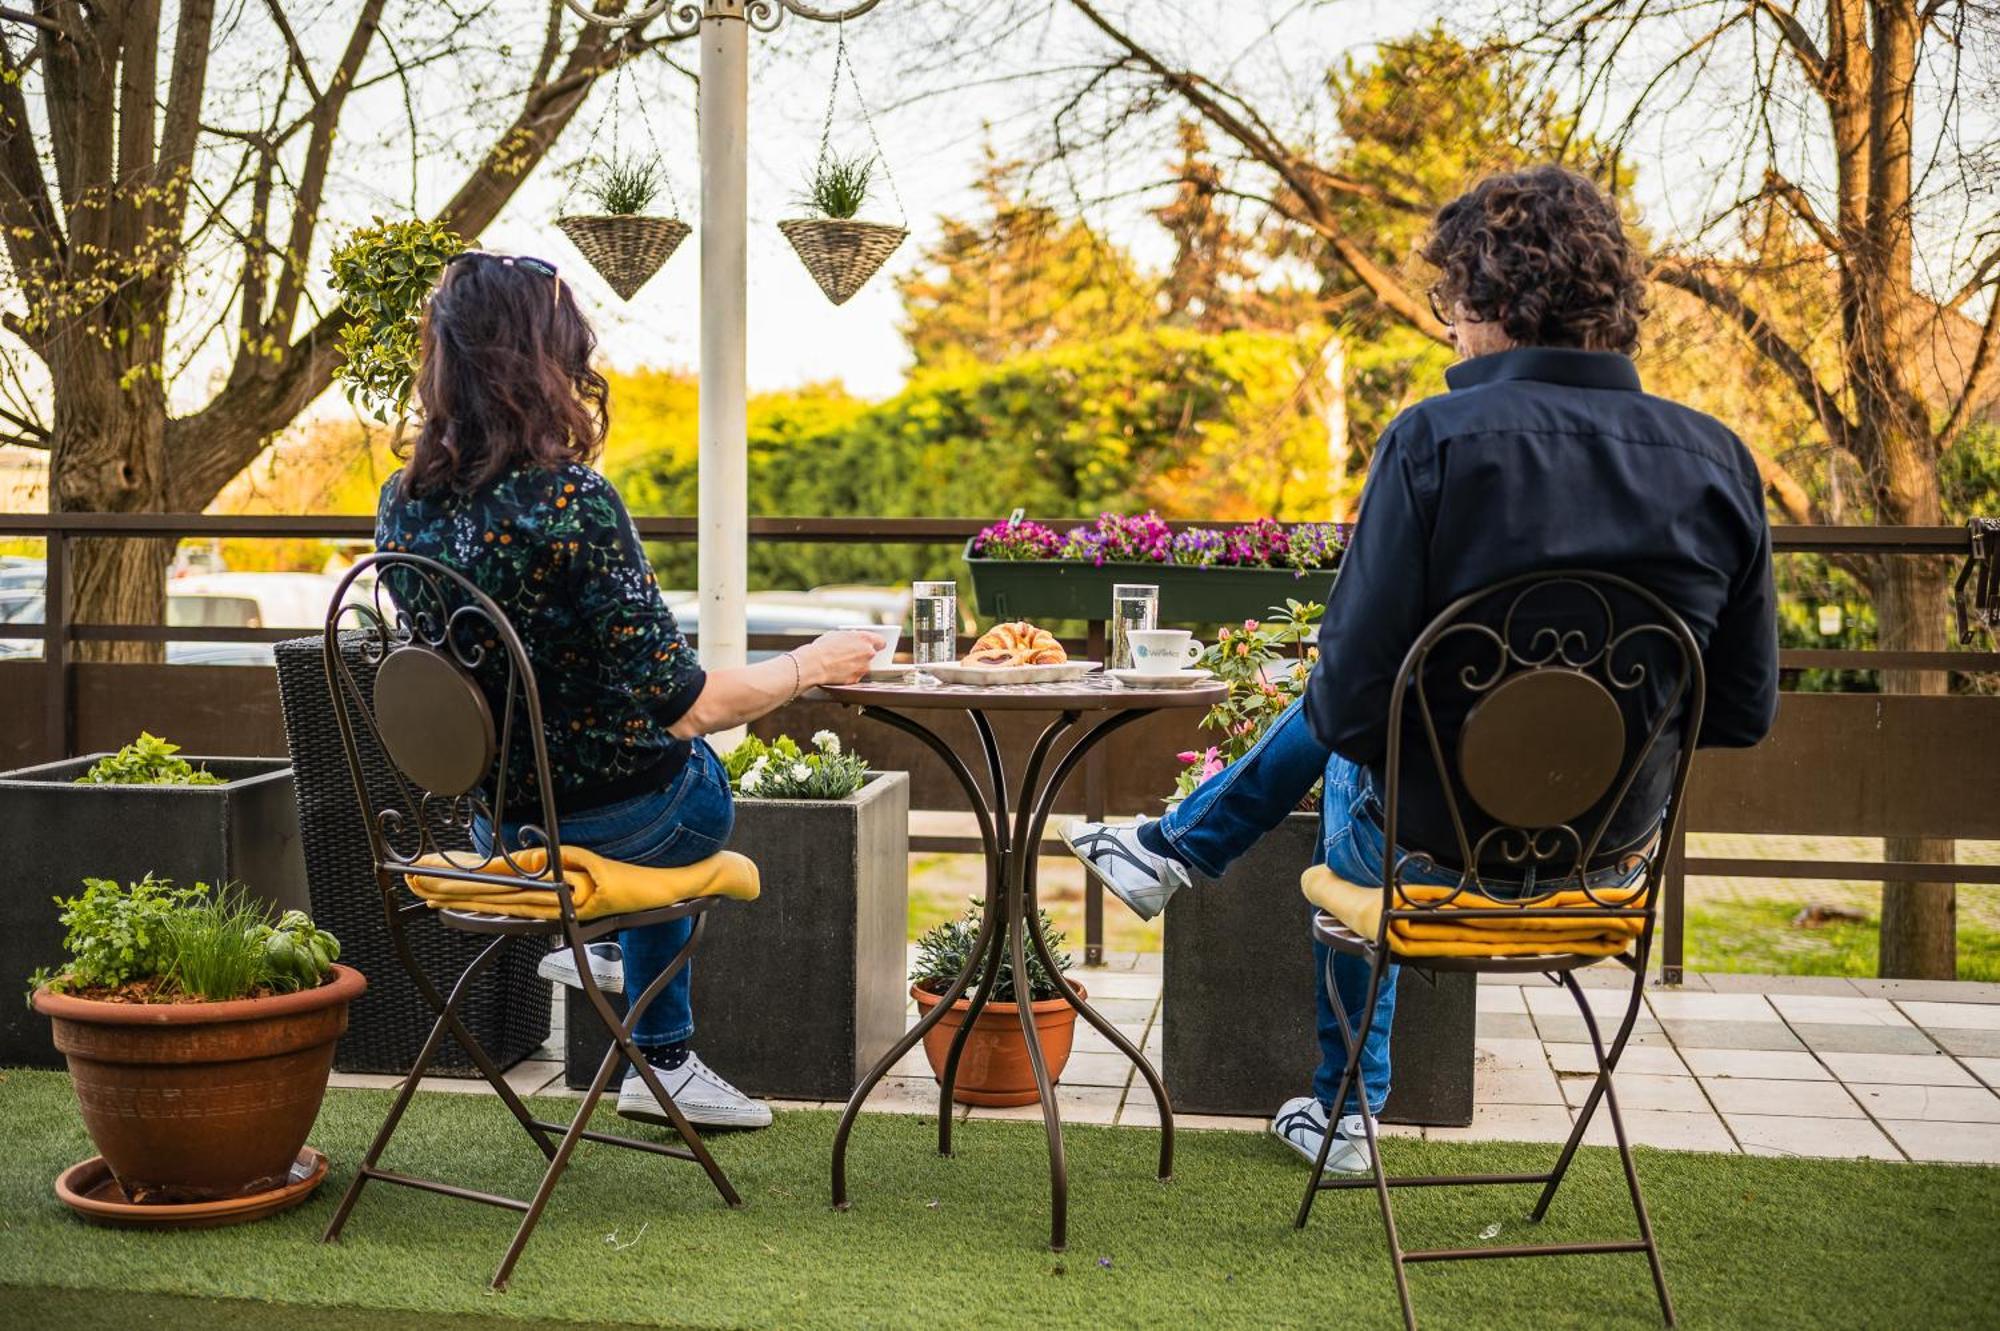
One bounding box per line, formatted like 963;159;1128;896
820;672;1225;1252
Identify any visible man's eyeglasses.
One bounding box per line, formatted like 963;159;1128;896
1427;285;1454;328
449;251;563;305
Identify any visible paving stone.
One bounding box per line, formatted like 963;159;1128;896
1476;1063;1566;1106
1476;985;1527;1014
863;1075;963;1117
1525;984;1638;1021
1878;1119;2000;1164
1578;1107;1736;1153
1679;1049;1830;1081
1544;1043;1688;1077
328;1072;406;1091
1476;1012;1539;1041
1659;1019;1803;1052
1087;996;1159;1024
1695;973;1860;996
1848;979;2000;1004
1699;1077;1863;1118
1768;995;1911;1027
1932;1029;2000;1058
1532;1015;1666;1045
1646;991;1777;1022
1562;1073;1709;1113
1062;1050;1139;1088
1076;968;1164;1001
1818;1052;1977;1087
1475;1037;1550;1071
967;1084;1124;1125
1964;1057;2000;1089
1728;1114;1902;1161
1426;1103;1575;1145
1845;1083;2000;1123
1898;1000;2000;1032
1794;1023;1941;1056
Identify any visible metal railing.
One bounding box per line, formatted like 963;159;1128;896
2;511;1997;974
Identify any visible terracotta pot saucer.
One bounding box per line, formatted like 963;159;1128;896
55;1147;328;1229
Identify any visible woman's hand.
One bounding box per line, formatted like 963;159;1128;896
798;629;884;686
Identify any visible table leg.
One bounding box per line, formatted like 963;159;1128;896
831;706;1004;1209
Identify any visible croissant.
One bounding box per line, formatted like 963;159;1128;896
966;621;1068;666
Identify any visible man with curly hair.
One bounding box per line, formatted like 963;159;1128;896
1063;165;1777;1167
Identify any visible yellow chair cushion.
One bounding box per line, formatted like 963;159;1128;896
1301;865;1644;959
406;845;760;921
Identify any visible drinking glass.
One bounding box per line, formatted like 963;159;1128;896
1110;583;1159;671
910;580;958;685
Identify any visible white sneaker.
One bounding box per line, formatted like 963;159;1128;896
1272;1095;1373;1174
537;942;623;995
1059;818;1191;921
617;1052;772;1130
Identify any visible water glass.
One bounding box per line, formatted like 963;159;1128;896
1110;583;1159;670
911;580;958;683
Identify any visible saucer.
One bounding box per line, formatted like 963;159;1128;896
1110;668;1215;690
864;663;917;682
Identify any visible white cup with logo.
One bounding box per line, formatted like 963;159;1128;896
1127;628;1203;675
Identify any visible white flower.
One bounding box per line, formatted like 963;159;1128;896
791;762;812;781
812;730;841;755
740;767;764;793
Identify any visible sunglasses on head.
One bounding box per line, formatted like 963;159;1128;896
449;250;564;305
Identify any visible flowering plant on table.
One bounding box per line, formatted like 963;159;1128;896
1172;599;1324;807
723;731;869;800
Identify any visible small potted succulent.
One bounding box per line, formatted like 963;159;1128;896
909;904;1082;1107
28;876;363;1223
557;154;689;300
778;151;907;306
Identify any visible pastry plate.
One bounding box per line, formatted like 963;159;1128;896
865;663;917;683
925;661;1102;686
1110;668;1216;690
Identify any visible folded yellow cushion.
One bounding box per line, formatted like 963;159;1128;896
1301;865;1644;959
406;845;759;921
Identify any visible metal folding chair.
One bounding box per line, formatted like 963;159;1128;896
1297;570;1704;1330
317;552;744;1290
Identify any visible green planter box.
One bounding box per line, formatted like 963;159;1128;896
964;543;1337;626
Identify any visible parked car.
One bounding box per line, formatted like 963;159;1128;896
668;598;860;663
0;558;43;592
0;573;342;665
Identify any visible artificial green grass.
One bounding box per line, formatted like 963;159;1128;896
1686;898;2000;981
1;1069;1996;1329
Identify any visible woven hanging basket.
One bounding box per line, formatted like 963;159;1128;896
778;218;908;306
555;214;689;301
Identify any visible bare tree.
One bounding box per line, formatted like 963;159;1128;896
0;1;678;650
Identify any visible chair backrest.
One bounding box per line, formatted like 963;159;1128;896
1380;569;1706;912
323;552;566;892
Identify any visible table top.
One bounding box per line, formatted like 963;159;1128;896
817;673;1225;713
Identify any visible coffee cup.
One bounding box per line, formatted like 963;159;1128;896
1128;629;1202;674
842;624;900;669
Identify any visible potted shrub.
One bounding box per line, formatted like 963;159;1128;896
0;733;310;1068
28;876;363;1223
909;904;1083;1107
964;512;1348;624
562;732;910;1101
778;151;907;306
1155;608;1476;1127
557;155;689;301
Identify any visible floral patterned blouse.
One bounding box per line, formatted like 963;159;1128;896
375;462;705;814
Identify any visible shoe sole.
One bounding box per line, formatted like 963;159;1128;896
535;955;623;995
617;1098;771;1131
1058;824;1167;923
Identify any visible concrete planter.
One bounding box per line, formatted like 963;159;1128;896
0;755;310;1070
965;545;1337;624
566;770;910;1100
1163;812;1475;1127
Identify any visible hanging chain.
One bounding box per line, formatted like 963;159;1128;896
813;20;905;224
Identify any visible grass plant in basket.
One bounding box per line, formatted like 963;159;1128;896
779;150;908;306
557;154;689;301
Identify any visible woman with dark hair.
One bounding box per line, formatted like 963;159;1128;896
1063;165;1776;1165
376;252;881;1129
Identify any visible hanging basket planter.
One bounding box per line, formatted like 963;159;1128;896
555;214;689;301
778;218;906;306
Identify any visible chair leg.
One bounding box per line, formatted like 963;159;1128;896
1529;968;1646;1223
324;934;517;1244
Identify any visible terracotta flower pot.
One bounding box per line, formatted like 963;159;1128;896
911;980;1082;1107
32;964;366;1202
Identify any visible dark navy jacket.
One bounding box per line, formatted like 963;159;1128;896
1303;347;1778;865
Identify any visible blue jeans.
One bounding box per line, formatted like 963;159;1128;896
1159;698;1412;1115
484;741;734;1049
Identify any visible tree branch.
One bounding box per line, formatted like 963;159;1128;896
156;0;216;242
1762;169;1841;252
1654;259;1856;453
1747;0;1831;92
0;7;71;41
1934;292;2000;449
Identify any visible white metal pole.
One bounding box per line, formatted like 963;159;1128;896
698;1;750;683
